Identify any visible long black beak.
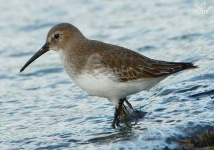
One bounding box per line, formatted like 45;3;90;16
20;44;49;72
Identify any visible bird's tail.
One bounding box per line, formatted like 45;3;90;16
149;59;198;77
172;61;197;69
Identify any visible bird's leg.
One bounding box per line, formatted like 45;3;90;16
125;99;133;110
124;98;140;113
121;104;129;116
120;98;136;118
124;98;135;111
111;98;125;129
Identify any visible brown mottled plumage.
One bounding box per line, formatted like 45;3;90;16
20;23;197;128
83;41;197;81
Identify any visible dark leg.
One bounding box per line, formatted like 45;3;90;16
124;98;135;110
111;98;125;129
121;104;129;116
124;98;139;113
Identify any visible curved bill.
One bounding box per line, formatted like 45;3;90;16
20;44;49;72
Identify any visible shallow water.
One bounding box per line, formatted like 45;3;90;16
1;0;214;149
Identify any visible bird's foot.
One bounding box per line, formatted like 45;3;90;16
111;98;147;129
111;115;121;129
111;98;125;129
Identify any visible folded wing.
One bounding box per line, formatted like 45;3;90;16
99;49;197;82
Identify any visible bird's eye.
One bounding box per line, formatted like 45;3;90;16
54;34;60;39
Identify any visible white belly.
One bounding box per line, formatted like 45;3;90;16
59;52;166;105
72;72;165;102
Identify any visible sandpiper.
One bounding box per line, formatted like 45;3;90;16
20;23;197;128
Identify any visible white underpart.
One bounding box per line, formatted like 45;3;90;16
73;73;166;106
58;50;166;107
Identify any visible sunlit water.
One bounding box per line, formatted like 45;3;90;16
1;0;214;149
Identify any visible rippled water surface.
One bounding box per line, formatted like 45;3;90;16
1;0;214;149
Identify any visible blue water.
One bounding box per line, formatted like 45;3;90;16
1;0;214;149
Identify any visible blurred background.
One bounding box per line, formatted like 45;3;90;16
0;0;214;149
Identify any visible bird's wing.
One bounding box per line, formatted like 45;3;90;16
87;42;196;82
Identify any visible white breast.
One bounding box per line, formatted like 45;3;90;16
58;51;166;106
72;72;165;106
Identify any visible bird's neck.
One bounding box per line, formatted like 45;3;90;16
58;41;90;78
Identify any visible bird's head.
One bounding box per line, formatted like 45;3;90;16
20;23;85;72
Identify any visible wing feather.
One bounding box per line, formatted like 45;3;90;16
87;41;197;82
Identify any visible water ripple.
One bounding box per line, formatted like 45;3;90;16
20;67;63;77
1;0;214;150
168;33;202;41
